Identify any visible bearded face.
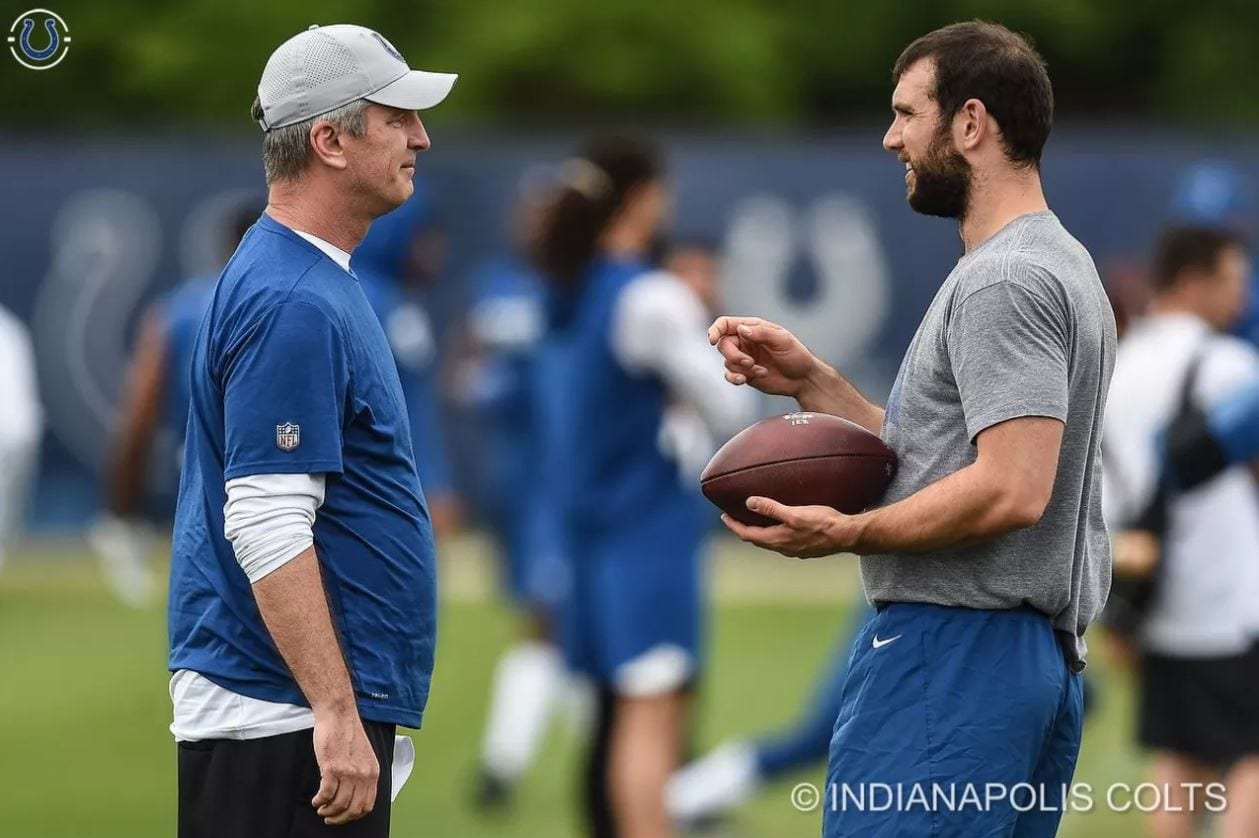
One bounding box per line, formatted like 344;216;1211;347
905;123;973;220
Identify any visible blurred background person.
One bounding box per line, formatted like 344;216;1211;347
455;176;570;809
90;201;261;606
532;137;753;838
352;183;462;538
1169;162;1259;349
653;238;729;486
1101;226;1259;837
0;302;42;576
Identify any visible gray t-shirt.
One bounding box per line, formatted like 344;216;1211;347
861;211;1116;663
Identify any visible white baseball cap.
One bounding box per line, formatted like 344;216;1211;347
256;24;457;131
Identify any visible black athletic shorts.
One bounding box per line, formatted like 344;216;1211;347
177;720;396;838
1139;640;1259;765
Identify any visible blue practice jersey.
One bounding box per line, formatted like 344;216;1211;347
157;274;216;444
549;256;706;681
463;260;544;515
550;256;702;540
169;213;437;729
462;256;564;604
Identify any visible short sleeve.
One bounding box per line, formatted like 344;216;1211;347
223;301;349;479
1199;338;1259;406
947;281;1070;442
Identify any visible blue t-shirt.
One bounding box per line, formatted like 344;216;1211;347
463;256;546;524
168;213;437;729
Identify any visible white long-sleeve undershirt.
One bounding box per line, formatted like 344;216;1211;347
223;472;326;583
611;270;756;441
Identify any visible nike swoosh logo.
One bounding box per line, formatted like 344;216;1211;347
872;634;902;649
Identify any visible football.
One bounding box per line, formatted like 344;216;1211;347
700;412;898;526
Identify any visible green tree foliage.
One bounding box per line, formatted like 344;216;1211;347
3;0;1257;128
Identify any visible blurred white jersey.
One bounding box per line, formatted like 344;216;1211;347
611;270;756;483
0;304;42;564
1102;313;1259;657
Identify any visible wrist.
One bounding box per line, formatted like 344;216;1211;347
838;509;876;555
796;358;836;405
312;695;358;721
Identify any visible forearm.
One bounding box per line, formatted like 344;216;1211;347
107;420;156;517
797;361;885;435
109;312;167;515
848;463;1034;555
252;548;358;716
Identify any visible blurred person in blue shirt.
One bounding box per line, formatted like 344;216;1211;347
352;181;461;537
454;178;573;808
531;138;753;838
92;200;261;607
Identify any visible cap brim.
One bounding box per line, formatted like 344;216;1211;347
367;70;458;111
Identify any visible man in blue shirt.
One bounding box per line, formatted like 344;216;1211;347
167;24;455;838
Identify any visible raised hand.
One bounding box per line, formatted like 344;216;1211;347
707;316;819;397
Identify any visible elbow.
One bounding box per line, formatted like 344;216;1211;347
990;484;1052;534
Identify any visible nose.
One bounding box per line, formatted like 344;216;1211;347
408;113;430;152
883;118;902;154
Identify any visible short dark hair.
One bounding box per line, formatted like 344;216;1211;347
1152;226;1248;291
893;21;1053;169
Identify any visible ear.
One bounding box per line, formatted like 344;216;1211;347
309;120;350;172
955;98;989;152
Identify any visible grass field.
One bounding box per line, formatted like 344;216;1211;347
0;536;1151;837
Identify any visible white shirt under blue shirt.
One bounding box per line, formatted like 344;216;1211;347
168;214;438;747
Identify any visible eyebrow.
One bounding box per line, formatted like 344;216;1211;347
892;102;914;116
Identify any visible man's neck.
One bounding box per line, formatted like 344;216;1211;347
958;169;1049;253
1148;297;1212;326
266;183;371;253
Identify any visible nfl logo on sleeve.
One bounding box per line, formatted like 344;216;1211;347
276;422;301;452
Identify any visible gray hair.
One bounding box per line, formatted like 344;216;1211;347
249;97;370;184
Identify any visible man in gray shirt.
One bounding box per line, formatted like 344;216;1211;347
709;21;1115;838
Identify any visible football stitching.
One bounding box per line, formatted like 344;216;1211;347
701;452;897;483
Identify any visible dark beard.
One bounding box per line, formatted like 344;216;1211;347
907;133;972;220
